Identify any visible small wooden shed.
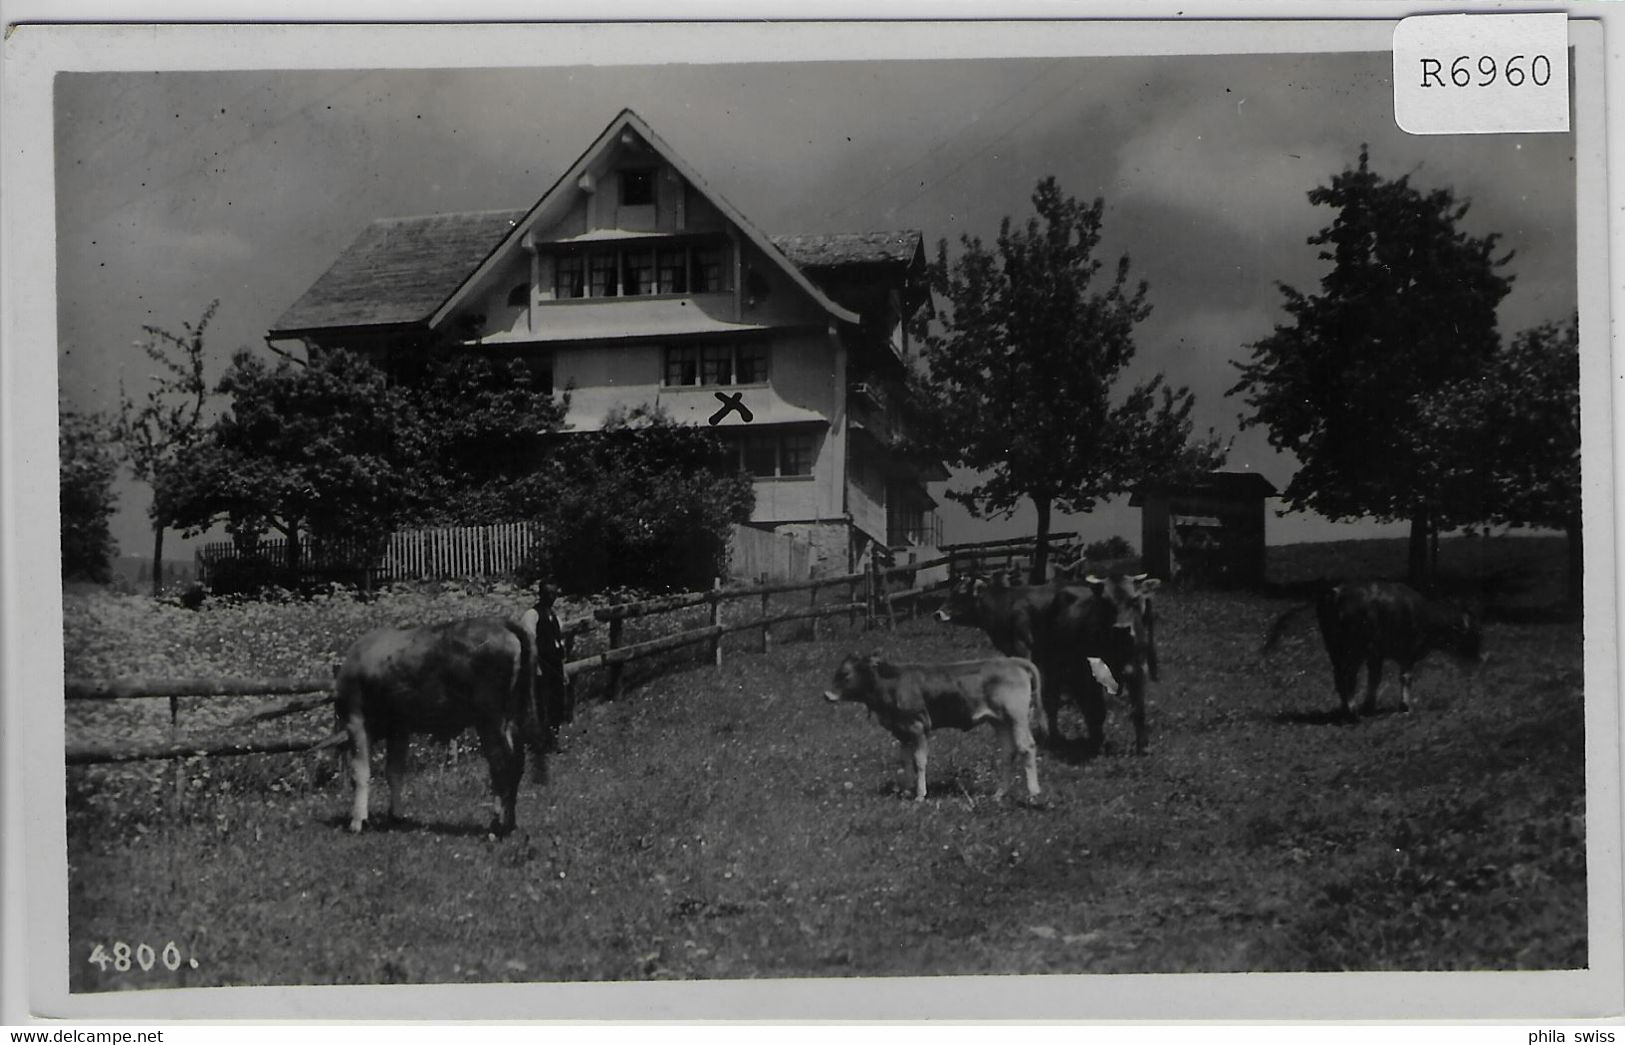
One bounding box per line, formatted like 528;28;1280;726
1131;471;1278;588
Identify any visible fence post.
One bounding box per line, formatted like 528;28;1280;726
562;631;577;714
710;577;724;669
608;616;624;701
759;573;771;654
809;582;820;642
169;695;184;815
866;555;880;630
848;574;858;629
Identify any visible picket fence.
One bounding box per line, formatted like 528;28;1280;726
196;521;541;586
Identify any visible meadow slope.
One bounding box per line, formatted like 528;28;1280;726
64;538;1587;988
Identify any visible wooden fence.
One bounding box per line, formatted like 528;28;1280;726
73;532;1089;768
196;521;541;586
940;532;1083;580
65;553;951;768
727;525;812;583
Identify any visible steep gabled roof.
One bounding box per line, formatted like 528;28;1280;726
771;230;924;270
269;210;526;336
428;108;859;329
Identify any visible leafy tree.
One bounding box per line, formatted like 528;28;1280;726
524;406;755;595
914;176;1226;580
59;407;120;583
112;301;216;595
1230;148;1514;587
1432;315;1581;603
406;348;568;523
165;348;426;582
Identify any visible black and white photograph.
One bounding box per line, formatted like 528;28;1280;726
4;10;1620;1024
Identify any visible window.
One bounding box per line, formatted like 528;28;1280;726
555;254;585;299
743;434;779;477
589;253;618;298
621;169;656;206
693;247;726;293
657;248;689;294
728;430;818;478
623;250;655;297
780;431;816;476
663;342;769;387
734;343;768;385
701;344;734;386
664;345;698;387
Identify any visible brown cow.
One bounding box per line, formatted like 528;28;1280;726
823;652;1045;802
934;570;1160;755
933;574;1083;745
325;616;544;835
1314;580;1482;717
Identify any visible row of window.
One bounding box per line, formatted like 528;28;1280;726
719;429;817;478
663;342;766;387
553;244;729;300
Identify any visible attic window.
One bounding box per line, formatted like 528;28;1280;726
507;283;529;308
620;169;656;207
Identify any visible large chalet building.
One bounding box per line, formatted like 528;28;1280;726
267;109;944;574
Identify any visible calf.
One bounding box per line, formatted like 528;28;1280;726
326;616;544;835
1313;580;1482;717
823;653;1045;802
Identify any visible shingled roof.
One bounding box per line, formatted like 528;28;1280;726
770;230;923;270
269;209;527;336
269;208;919;338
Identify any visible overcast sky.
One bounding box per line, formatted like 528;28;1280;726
53;51;1578;559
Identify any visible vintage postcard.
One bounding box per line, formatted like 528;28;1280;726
4;8;1618;1024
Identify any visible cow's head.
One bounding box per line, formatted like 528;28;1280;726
824;651;883;703
1084;572;1160;658
933;574;993;625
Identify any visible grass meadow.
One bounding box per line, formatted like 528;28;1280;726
63;537;1587;989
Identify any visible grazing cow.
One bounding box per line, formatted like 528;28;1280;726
1315;580;1483;717
1265;580;1483;718
326;617;544;835
934;570;1160;754
823;653;1045;802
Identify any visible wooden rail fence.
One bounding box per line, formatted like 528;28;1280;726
65;556;952;768
70;533;1088;767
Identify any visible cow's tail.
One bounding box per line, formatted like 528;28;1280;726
1262;580;1340;654
504;617;546;784
1015;657;1047;744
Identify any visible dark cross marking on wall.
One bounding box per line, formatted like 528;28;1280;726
709;391;754;426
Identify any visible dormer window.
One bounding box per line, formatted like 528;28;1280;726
620;169;656;207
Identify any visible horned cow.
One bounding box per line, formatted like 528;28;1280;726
823;652;1046;802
